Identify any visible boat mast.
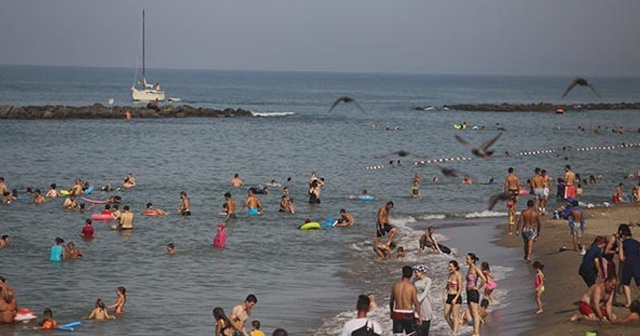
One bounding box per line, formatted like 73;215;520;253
142;9;146;82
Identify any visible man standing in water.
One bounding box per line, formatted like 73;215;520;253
565;165;577;200
389;266;422;336
177;191;191;216
515;200;541;262
230;294;257;336
224;192;237;221
243;189;262;216
376;202;397;247
504;167;520;234
119;205;134;230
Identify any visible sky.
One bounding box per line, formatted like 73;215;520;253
1;0;639;76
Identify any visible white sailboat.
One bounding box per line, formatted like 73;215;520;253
131;10;165;102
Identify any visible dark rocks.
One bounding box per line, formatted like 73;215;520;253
0;104;254;120
413;102;640;112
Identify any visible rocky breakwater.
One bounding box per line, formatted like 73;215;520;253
413;102;640;112
0;104;254;120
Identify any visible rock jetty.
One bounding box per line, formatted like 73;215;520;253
0;104;254;120
413;102;640;112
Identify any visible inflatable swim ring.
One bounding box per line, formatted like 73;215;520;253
90;213;115;221
298;222;321;230
218;211;228;216
322;218;336;227
84;186;94;194
59;190;71;196
14;308;37;322
358;195;374;201
519;189;530;195
411;194;421;199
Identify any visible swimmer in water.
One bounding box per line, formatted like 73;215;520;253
86;299;116;320
108;287;127;315
167;243;175;255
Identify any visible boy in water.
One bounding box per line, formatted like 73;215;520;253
33;308;57;330
250;320;265;336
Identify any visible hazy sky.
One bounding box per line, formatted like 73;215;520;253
1;0;639;76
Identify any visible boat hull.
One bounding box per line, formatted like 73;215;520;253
132;88;165;101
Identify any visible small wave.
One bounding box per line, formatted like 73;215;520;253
417;214;447;221
251;111;295;117
464;210;507;218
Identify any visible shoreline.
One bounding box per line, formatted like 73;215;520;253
0;104;253;119
494;203;640;335
414;102;640;112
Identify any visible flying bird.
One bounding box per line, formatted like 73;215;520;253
328;96;366;113
487;192;511;210
455;133;503;158
374;150;427;159
562;77;601;98
436;165;458;177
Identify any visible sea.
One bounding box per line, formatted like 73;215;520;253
0;65;639;336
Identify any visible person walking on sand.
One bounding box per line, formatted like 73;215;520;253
533;261;545;314
515;200;542;262
531;167;545;213
390;266;422;336
230;294;257;336
340;294;383;336
376;202;397;247
504;167;520;233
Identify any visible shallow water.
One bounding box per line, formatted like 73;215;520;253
0;67;639;335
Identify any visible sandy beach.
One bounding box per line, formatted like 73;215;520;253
496;203;640;336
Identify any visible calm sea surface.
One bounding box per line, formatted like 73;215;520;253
0;66;639;335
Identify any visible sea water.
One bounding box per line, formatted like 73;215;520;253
0;66;639;335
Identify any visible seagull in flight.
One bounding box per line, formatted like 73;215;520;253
455;133;503;158
436;166;458;177
374;150;426;159
487;192;511;210
328;96;366;113
562;77;601;98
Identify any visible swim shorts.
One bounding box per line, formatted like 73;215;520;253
578;302;606;318
446;294;462;305
391;311;417;335
565;185;576;199
227;213;237;219
466;289;480;304
534;188;545;200
522;227;538;241
181;210;191;216
621;265;640;286
543;188;550;197
376;223;394;237
569;221;583;237
248;208;259;216
484;281;497;291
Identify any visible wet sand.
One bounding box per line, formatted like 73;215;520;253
496;203;640;336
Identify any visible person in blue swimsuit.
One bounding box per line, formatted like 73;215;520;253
49;237;66;261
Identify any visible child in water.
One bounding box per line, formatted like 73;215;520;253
86;298;116;320
250;320;265;336
481;262;497;302
533;261;545;314
167;243;175;255
108;287;127;315
33;308;57;330
410;180;421;198
213;223;227;248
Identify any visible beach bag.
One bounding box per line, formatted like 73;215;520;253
351;320;380;336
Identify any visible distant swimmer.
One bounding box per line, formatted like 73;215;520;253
177;191;191;216
123;173;136;189
562;77;601;98
374;150;426;159
328;96;366;113
230;173;244;187
455;132;503;158
143;203;167;216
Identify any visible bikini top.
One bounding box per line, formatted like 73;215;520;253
448;278;458;288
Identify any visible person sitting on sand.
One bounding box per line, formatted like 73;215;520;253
142;203;167;216
86;299;116;320
419;226;443;254
460;298;489;326
570;275;618;322
123;173;136;189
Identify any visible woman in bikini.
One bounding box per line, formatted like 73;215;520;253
481;262;497;303
466;253;487;336
86;299;116;320
108;287;127;315
443;260;463;335
212;307;233;336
